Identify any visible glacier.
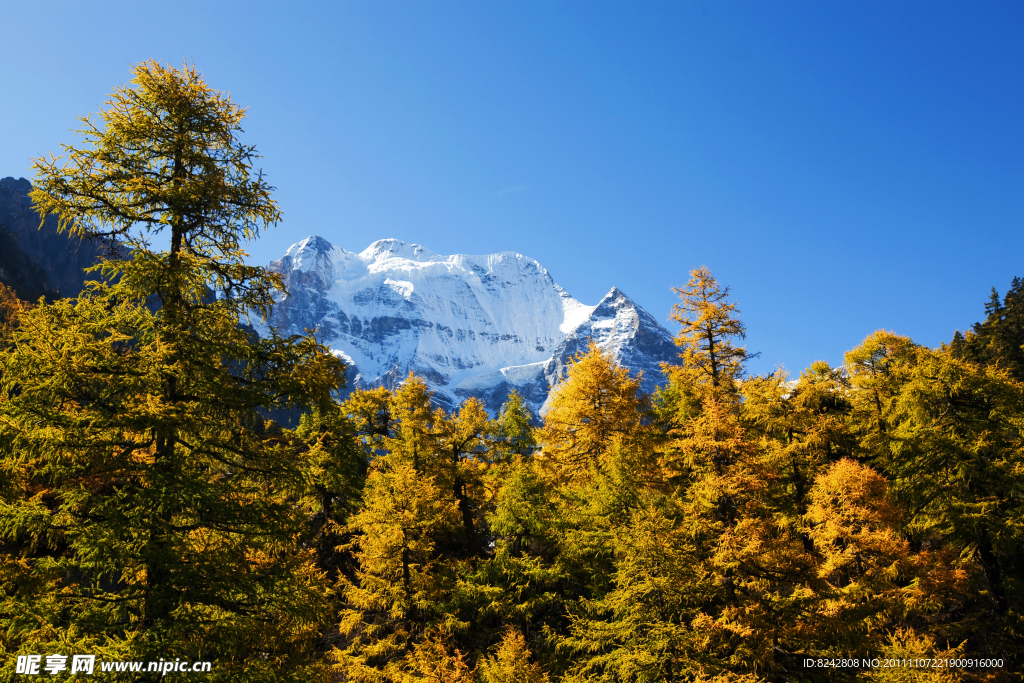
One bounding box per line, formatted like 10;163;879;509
263;236;680;416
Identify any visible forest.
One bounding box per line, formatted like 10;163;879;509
1;62;1021;683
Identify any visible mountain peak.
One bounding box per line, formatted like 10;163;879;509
600;286;631;302
265;237;678;417
360;239;436;263
297;235;335;253
0;177;32;194
269;235;344;288
590;286;641;317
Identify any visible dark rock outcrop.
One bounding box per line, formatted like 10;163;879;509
0;177;107;299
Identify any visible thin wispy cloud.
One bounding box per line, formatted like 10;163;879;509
495;185;527;197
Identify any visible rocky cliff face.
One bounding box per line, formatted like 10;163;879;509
0;177;107;299
264;236;680;415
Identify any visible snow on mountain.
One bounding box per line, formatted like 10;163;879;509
264;236;679;415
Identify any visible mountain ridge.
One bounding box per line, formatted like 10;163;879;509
0;177;108;299
265;236;680;415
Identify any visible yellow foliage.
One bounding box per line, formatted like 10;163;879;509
476;629;549;683
335;463;464;681
386;374;439;472
536;342;651;486
807;459;909;580
667;266;752;393
343;463;460;610
396;633;474;683
0;283;30;339
804;459;914;640
860;628;965;683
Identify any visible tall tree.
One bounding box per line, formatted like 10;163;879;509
435;397;491;557
536;342;652;487
666;266;754;395
847;336;1024;665
559;496;708;683
0;61;346;681
486;345;659;676
334;461;463;682
741;361;857;518
492;391;536;461
334;378;499;680
952;277;1024;381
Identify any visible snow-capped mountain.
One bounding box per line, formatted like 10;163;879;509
264;236;679;415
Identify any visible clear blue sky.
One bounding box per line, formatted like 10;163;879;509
2;2;1022;375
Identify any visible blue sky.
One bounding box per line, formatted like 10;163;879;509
2;2;1022;375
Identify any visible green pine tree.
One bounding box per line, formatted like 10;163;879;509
492;391;537;461
0;61;346;681
952;277;1024;381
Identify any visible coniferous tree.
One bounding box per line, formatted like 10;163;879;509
0;283;30;337
346;385;399;454
470;441;563;663
536;341;652;487
492;391;536;461
477;629;549;683
666;266;754;395
652;269;888;680
334;377;500;680
0;61;345;681
435;397;491;557
468;345;657;677
334;461;463;681
846;336;1024;666
741;361;857;518
397;635;474;682
803;460;917;649
8;61;1024;682
536;343;656;592
954;278;1024;381
294;403;369;587
844;331;918;455
560;496;708;683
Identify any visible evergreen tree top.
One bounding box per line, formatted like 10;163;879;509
30;60;281;320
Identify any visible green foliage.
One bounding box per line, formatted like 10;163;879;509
846;336;1024;663
31;60;282;322
493;391;537;461
326;269;1024;682
560;497;707;683
952;277;1024;381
